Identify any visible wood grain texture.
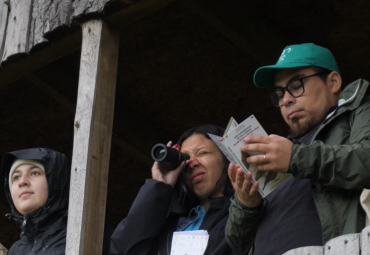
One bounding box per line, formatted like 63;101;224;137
361;226;370;255
283;246;324;255
325;234;360;255
72;0;110;18
0;30;81;86
0;1;9;63
1;0;33;62
65;19;119;255
29;0;71;47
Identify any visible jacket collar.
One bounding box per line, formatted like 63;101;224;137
311;79;369;142
326;79;369;120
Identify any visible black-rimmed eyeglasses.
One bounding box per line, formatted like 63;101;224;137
269;71;329;107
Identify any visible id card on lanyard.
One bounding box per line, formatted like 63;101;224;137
170;230;209;255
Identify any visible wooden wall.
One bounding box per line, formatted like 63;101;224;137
0;0;115;66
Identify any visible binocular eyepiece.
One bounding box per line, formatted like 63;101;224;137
151;143;190;168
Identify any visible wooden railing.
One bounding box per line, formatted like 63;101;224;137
284;226;370;255
0;244;7;255
1;226;369;255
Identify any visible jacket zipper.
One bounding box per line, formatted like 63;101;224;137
23;215;37;255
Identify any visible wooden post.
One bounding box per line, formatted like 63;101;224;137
65;19;119;255
0;244;7;255
324;233;360;255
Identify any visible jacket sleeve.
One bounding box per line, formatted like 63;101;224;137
225;196;266;255
110;179;174;255
290;99;370;191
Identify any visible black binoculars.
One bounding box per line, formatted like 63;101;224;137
151;143;190;168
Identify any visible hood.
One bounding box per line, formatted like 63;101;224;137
1;148;70;232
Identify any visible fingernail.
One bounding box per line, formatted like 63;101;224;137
186;160;193;165
244;136;249;142
173;144;180;148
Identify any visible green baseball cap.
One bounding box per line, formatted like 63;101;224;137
253;43;341;88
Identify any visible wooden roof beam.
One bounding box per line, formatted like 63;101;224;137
180;0;287;65
24;72;153;167
0;0;177;87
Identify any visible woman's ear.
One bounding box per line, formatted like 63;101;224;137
327;71;342;95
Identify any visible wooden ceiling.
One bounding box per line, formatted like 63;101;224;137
1;0;370;248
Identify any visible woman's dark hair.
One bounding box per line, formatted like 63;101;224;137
176;124;233;209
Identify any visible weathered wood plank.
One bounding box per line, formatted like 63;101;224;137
0;243;7;255
0;0;176;85
0;0;9;63
324;234;360;255
72;0;110;18
29;0;72;48
361;226;370;255
65;19;119;255
1;0;33;62
283;246;324;255
0;30;81;86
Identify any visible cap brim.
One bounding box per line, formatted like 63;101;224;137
253;63;312;88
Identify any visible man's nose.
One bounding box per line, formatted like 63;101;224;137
280;90;295;107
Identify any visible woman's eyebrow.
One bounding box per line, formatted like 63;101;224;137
195;147;207;153
12;169;21;176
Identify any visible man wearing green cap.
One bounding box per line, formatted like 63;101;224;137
225;43;370;255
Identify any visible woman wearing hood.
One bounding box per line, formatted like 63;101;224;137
1;148;70;255
110;125;235;255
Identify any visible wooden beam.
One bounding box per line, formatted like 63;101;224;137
0;0;177;87
25;73;75;113
65;19;119;255
0;30;82;87
72;0;109;18
113;133;152;166
180;0;272;64
1;0;33;62
24;72;153;166
180;0;287;65
107;0;176;30
30;0;72;46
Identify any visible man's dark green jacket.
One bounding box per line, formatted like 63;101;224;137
226;79;370;254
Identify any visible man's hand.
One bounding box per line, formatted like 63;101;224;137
151;141;184;187
241;135;293;173
229;163;261;207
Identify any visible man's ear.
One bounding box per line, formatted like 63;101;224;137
327;71;342;95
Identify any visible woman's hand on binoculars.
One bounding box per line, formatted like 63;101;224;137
152;141;184;187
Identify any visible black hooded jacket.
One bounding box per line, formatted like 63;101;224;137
1;148;70;255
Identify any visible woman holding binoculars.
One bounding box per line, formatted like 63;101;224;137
110;125;235;254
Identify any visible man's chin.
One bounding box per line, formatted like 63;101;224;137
288;120;318;138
